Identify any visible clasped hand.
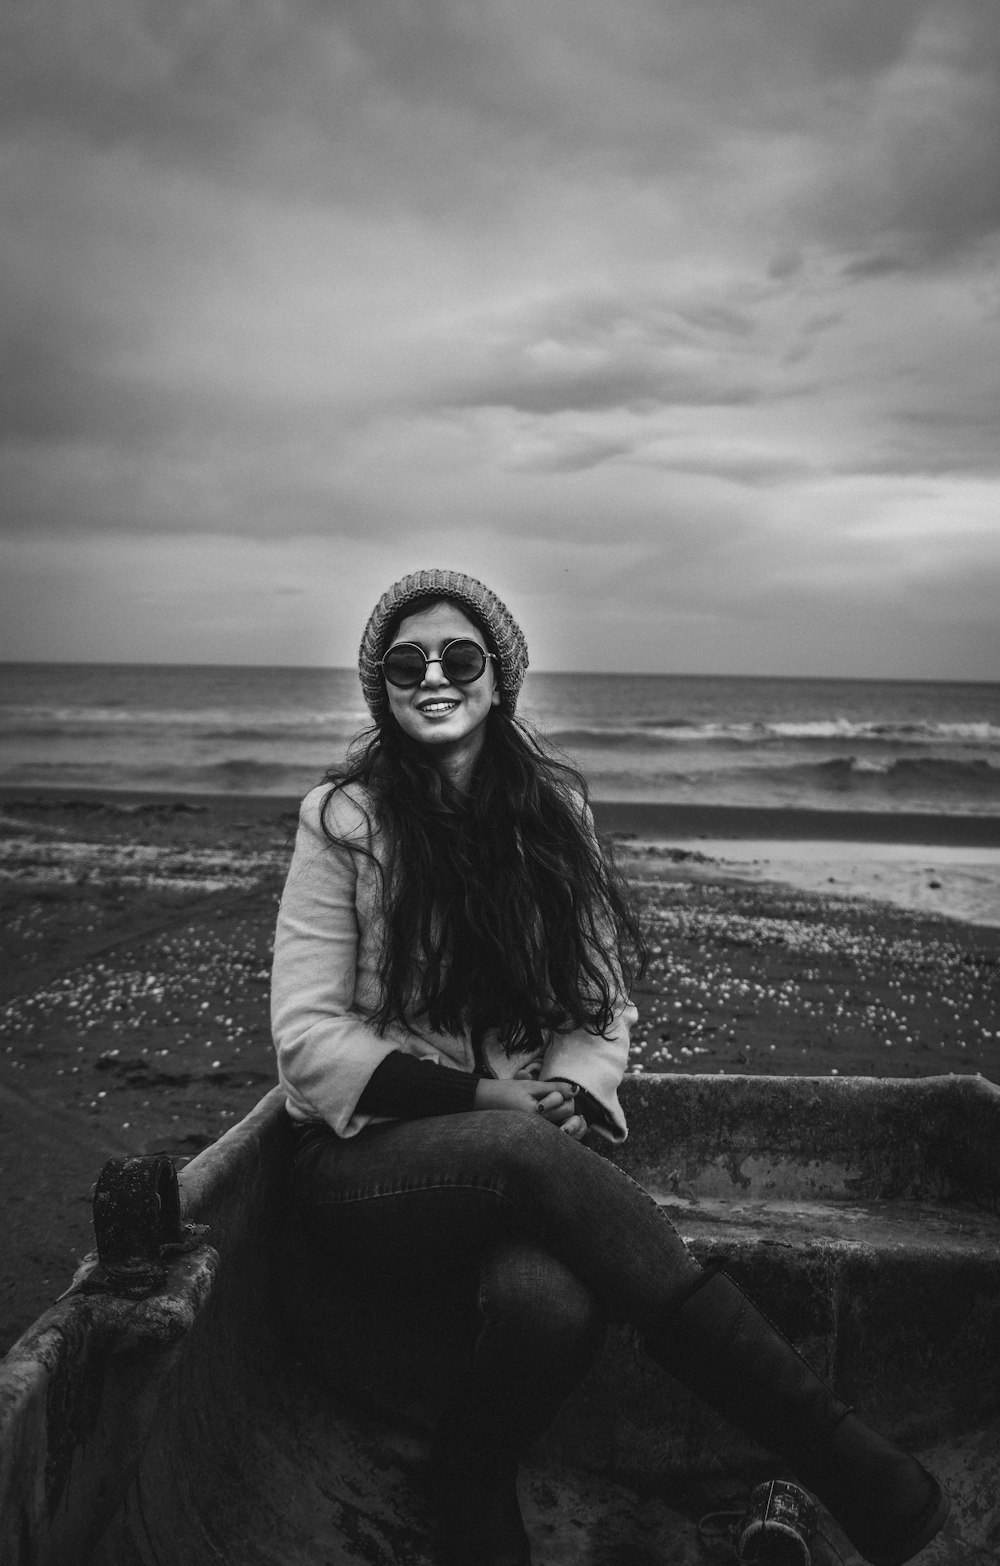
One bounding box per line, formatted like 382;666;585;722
472;1076;588;1139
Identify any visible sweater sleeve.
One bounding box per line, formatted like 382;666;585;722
357;1050;481;1118
541;999;635;1144
546;1080;616;1135
271;785;410;1136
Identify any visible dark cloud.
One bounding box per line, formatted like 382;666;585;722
434;291;764;417
805;8;1000;266
768;251;804;281
504;438;633;474
673;302;756;338
0;327;192;448
3;0;998;251
848;407;1000;479
841;255;911;281
450;361;760;416
800;311;844;336
0;3;321;162
0;2;981;218
655;454;820;489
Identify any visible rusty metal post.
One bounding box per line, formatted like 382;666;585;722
92;1154;206;1297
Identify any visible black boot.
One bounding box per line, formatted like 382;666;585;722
430;1413;531;1566
656;1270;949;1566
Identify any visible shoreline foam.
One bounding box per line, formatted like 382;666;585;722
620;838;1000;930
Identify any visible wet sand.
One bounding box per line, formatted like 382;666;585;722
2;788;999;1354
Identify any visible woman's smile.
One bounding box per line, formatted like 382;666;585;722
415;697;461;717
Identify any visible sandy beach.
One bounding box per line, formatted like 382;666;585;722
2;787;999;1355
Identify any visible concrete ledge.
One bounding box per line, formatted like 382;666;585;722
0;1089;290;1566
611;1073;1000;1214
4;1075;1000;1565
0;1239;219;1565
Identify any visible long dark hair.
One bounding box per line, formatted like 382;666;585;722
322;644;645;1055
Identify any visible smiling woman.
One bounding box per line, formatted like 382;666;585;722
269;567;950;1566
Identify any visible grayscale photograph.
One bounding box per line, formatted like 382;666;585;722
1;4;998;1564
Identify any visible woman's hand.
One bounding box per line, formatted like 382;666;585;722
473;1078;589;1138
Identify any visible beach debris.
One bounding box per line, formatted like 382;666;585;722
0;831;288;891
628;882;998;1074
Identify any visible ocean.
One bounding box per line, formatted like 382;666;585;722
1;663;998;820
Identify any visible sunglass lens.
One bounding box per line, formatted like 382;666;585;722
382;648;425;687
443;642;487;683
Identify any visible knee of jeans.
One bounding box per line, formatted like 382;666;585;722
476;1108;571;1187
478;1239;605;1356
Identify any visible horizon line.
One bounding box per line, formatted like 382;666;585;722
0;657;997;687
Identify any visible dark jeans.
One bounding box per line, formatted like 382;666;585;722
292;1110;703;1449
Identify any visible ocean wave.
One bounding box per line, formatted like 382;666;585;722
184;757;347;792
6;701;997;753
546;727;694;750
0;706;362;738
4;749;999;817
0;757;321;795
3;667;998;816
762;720;1000;745
665;755;1000;806
0;704;252;728
812;756;1000;789
551;718;1000;751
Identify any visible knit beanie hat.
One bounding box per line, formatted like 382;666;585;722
358;568;529;719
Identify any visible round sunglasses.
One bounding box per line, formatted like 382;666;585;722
380;638;496;689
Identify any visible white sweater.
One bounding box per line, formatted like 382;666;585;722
271;784;635;1142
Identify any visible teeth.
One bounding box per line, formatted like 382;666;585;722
419;701;457;713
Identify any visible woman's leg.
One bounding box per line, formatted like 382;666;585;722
293;1121;609;1566
291;1109;702;1321
293;1113;947;1566
470;1238;607;1452
432;1240;606;1566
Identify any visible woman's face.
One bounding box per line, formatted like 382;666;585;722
384;601;500;766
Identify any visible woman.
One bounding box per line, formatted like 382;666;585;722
271;568;948;1566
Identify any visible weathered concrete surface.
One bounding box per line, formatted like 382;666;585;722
0;1091;284;1566
0;1246;218;1564
2;1074;999;1564
611;1073;1000;1214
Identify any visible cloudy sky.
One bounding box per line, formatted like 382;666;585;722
2;0;999;678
